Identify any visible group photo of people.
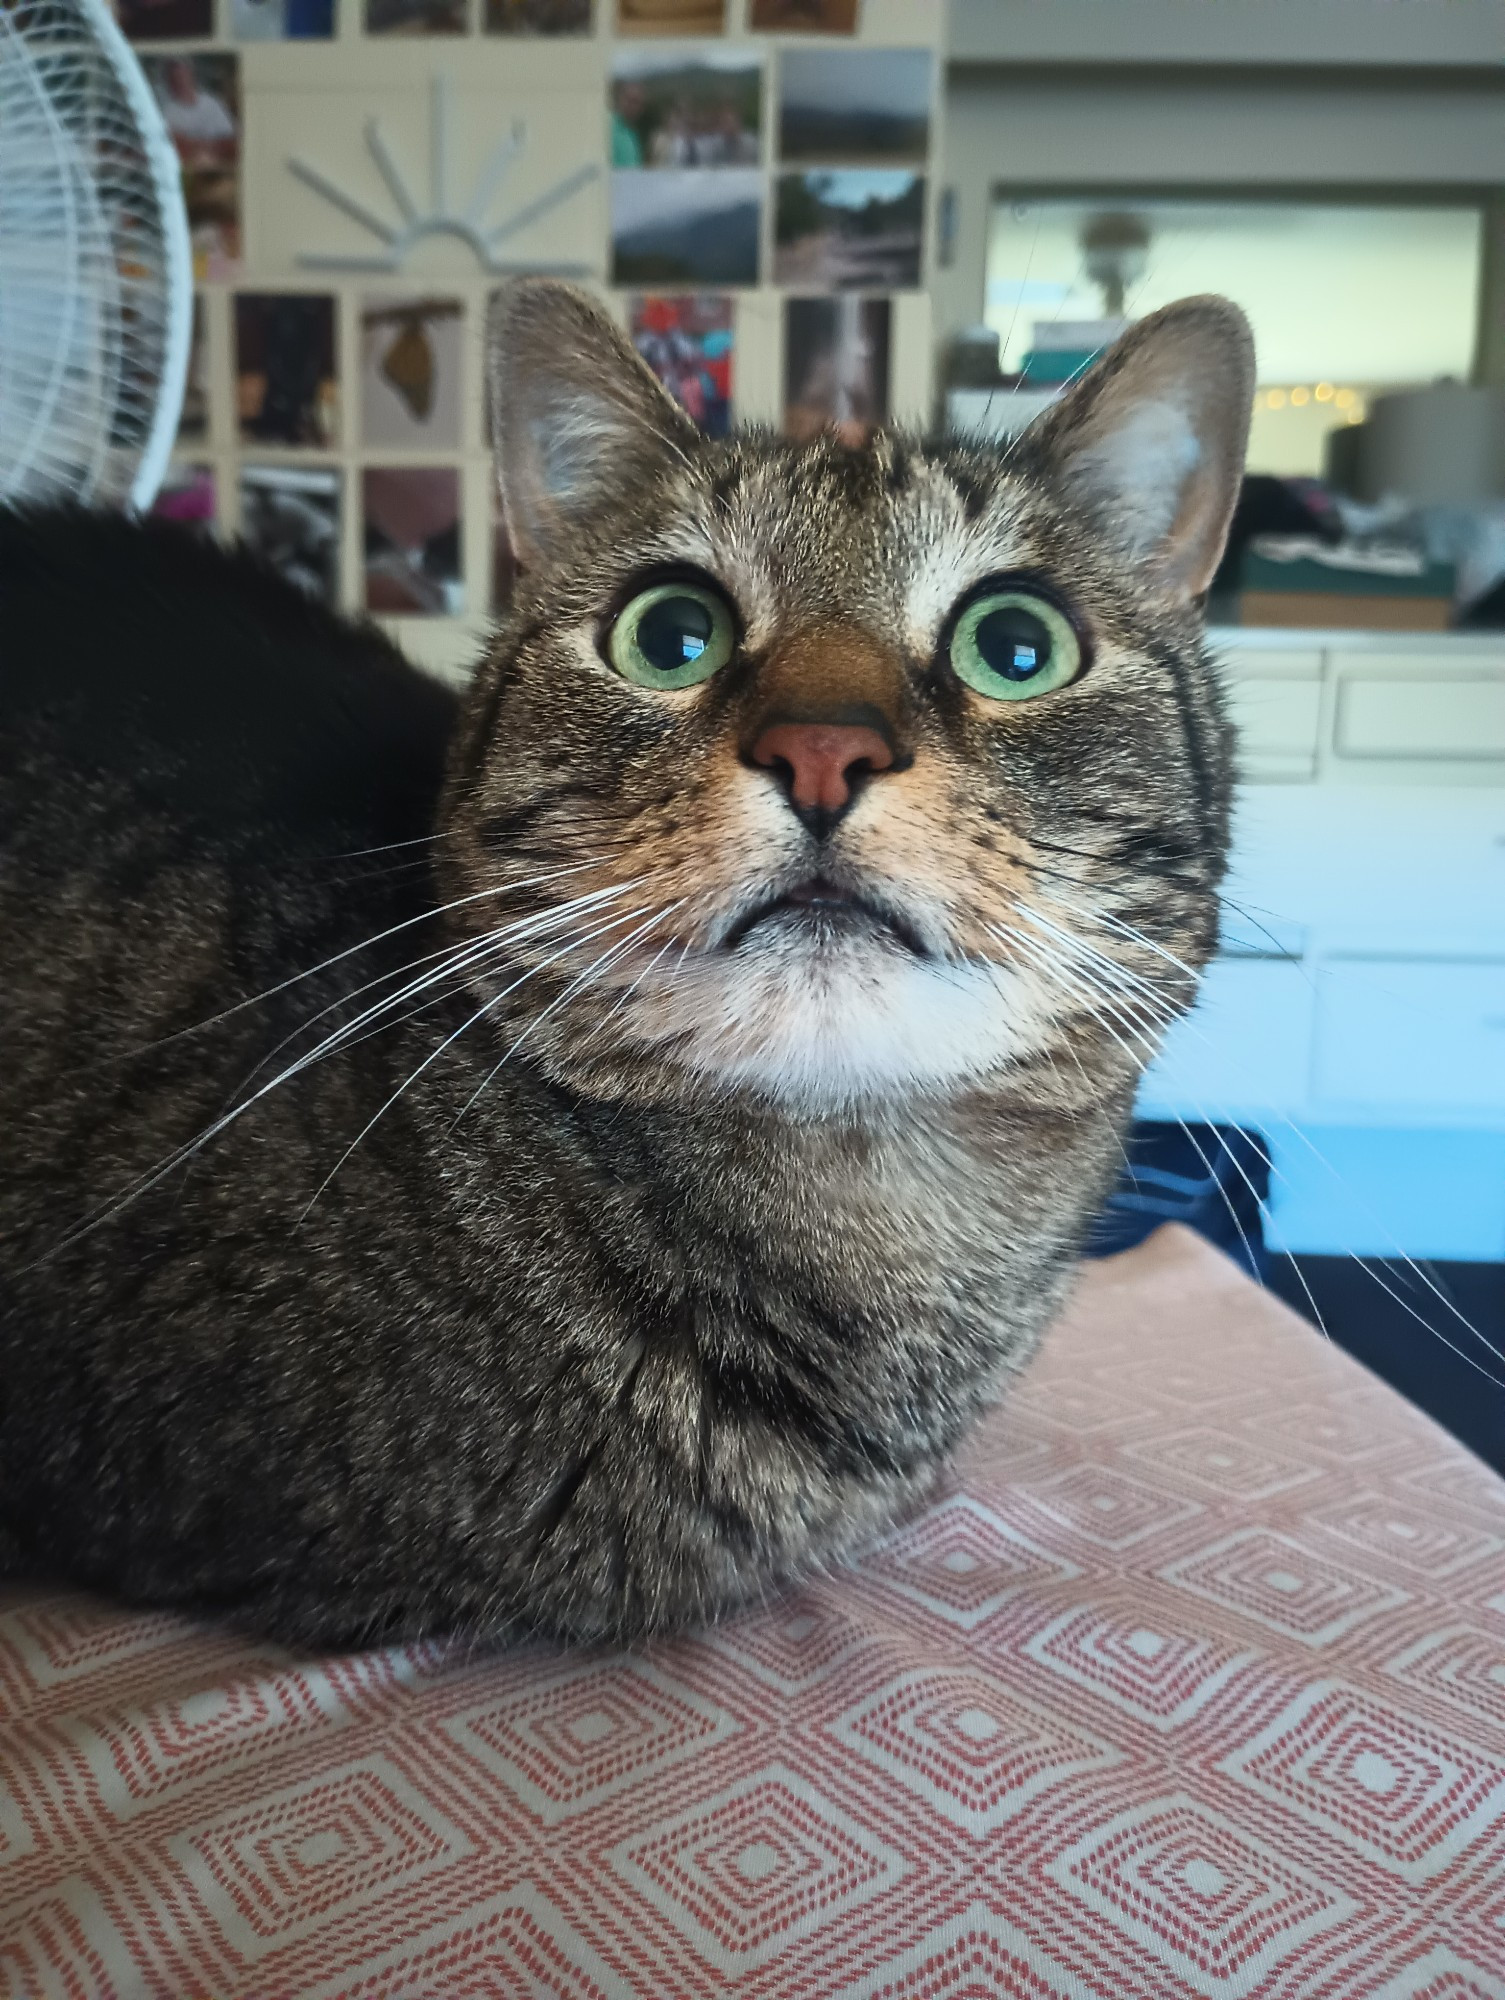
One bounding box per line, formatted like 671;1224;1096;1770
631;294;733;437
610;50;761;169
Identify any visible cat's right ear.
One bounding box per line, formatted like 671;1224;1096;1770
488;280;699;571
1031;295;1255;603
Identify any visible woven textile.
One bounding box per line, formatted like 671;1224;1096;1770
3;1226;1503;1999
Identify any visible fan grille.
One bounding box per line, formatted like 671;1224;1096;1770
0;0;190;511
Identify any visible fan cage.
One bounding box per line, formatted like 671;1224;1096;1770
0;0;192;512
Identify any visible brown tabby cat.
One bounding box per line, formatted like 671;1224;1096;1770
0;280;1252;1646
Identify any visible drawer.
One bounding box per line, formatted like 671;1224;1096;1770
1222;785;1505;935
1313;958;1505;1112
1227;678;1323;761
1335;673;1505;760
1138;957;1315;1121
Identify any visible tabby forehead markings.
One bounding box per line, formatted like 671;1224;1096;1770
628;472;1040;682
896;478;1033;653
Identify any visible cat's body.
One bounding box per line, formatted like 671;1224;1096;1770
0;283;1252;1645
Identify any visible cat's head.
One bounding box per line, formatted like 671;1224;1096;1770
439;280;1253;1112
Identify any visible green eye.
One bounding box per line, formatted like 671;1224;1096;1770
949;590;1083;702
607;581;736;690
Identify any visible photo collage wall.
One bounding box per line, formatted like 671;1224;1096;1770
123;0;941;657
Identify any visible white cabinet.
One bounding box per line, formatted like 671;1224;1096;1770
1215;629;1505;786
1136;783;1505;1129
1137;631;1505;1255
1139;958;1314;1124
1313;959;1505;1114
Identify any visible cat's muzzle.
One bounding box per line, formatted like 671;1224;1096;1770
721;877;930;959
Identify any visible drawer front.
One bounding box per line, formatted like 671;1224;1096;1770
1335;674;1505;760
1228;677;1323;760
1313;958;1505;1111
1222;784;1505;936
1138;957;1314;1121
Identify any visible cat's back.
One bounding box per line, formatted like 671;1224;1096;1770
0;506;456;846
0;509;462;1250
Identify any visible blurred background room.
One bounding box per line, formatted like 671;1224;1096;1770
87;0;1505;1461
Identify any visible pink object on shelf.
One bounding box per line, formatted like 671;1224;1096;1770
150;469;216;526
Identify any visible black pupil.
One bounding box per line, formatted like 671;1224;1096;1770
974;602;1051;681
637;593;716;674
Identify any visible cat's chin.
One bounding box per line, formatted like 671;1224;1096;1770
626;931;1063;1111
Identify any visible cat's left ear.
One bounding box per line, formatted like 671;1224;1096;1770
488;279;699;570
1033;296;1255;601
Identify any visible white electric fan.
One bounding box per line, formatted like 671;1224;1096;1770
0;0;192;512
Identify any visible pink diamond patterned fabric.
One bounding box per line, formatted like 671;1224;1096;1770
2;1225;1503;2000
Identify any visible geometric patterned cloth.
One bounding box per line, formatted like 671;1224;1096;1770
3;1226;1503;2000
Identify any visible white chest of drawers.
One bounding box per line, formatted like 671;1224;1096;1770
1137;628;1505;1259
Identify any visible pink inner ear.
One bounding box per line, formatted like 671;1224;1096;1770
1070;398;1205;549
1043;304;1255;602
489;278;697;569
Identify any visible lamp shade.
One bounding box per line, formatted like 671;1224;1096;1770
1355;384;1505;505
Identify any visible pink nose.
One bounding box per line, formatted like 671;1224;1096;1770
749;721;895;817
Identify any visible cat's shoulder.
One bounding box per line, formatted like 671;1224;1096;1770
0;506;458;843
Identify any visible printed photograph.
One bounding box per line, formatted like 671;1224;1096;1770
616;0;725;35
610;50;761;168
150;463;216;530
611;169;761;288
360;297;464;451
631;294;733;436
485;0;592;28
178;296;209;441
142;55;240;280
778;48;931;163
774;169;924;289
235;294;338;448
117;0;212;37
750;0;858;29
784;295;889;442
230;0;336;37
366;0;465;32
364;469;464;616
240;465;341;605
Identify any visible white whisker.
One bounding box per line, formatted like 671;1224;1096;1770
993;904;1505;1383
450;900;686;1129
237;879;643;1093
576;934;681;1053
27;878;644;1268
130;857;612;1060
1060;901;1505;1366
297;899;667;1219
326;832;451;860
991;917;1311;1328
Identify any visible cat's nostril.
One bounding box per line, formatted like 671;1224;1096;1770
749;721;895;826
